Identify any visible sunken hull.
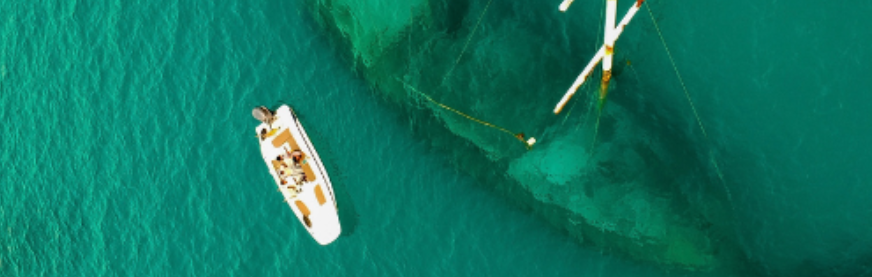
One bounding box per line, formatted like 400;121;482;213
301;0;749;272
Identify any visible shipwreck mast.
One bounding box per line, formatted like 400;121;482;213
554;0;645;114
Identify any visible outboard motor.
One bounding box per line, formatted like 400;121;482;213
252;106;275;125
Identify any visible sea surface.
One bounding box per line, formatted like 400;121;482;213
1;0;870;276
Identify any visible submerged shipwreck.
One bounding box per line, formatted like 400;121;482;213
302;0;756;273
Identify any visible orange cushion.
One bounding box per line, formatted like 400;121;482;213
271;129;292;148
294;200;311;216
302;162;316;182
314;185;327;206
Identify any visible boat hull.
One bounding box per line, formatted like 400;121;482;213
256;105;341;245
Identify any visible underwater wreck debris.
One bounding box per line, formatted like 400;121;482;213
303;0;748;272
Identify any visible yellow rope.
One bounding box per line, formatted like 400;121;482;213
397;78;531;149
400;0;534;149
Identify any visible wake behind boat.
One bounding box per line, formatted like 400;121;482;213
252;105;341;245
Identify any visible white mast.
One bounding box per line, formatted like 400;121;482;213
601;0;617;103
554;0;646;114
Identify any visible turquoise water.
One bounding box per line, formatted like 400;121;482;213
1;0;871;277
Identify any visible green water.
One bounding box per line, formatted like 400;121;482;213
1;0;871;276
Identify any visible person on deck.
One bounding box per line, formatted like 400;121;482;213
283;149;306;184
291;150;304;165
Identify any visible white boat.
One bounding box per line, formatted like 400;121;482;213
252;105;341;245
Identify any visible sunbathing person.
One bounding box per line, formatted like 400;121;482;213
291;150;304;165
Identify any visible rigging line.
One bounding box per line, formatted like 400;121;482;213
578;75;598;132
560;86;579;126
564;3;605;129
621;54;643;85
561;71;596;127
645;2;729;198
645;2;707;138
583;81;597;127
590;98;603;155
441;0;495;83
588;1;607;152
628;60;643;84
396;78;533;149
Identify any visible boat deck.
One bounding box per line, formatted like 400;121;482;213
256;105;341;245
